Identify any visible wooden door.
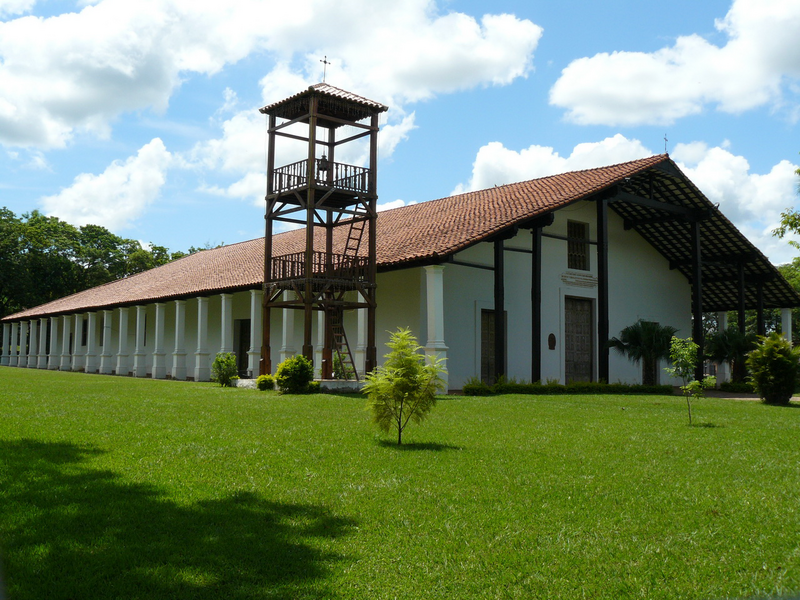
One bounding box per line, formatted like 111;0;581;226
565;297;593;383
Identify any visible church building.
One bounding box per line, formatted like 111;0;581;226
2;84;799;390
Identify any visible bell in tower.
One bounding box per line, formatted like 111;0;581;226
259;84;388;380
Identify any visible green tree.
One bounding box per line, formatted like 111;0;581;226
0;207;192;318
746;333;800;405
211;352;239;387
607;320;677;386
664;337;716;425
705;328;757;383
363;328;446;445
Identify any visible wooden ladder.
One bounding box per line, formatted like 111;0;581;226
326;306;358;381
343;218;366;262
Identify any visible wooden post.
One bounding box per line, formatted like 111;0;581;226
596;198;609;383
494;239;505;382
756;281;765;337
737;262;746;334
262;113;276;376
531;226;542;383
691;220;704;381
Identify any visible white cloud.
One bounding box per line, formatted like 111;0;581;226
40;138;172;230
550;0;800;125
0;0;541;149
0;0;35;17
453;134;653;193
378;199;415;212
672;143;800;264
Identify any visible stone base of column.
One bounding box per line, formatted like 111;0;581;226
133;354;147;378
246;350;259;378
152;353;167;379
172;353;187;380
48;356;59;370
37;355;47;369
194;353;210;381
99;354;113;375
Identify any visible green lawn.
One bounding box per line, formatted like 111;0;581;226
0;368;798;600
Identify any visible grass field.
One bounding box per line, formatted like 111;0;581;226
0;368;798;599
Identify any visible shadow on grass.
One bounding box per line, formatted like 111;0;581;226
376;440;462;452
0;439;355;600
690;422;724;428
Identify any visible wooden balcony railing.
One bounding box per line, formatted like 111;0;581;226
270;251;370;283
272;159;370;195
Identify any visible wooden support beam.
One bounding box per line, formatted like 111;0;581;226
531;226;542;383
597;197;609;383
623;214;683;230
738;262;747;333
757;281;765;337
494;239;506;382
614;190;704;219
691;220;704;381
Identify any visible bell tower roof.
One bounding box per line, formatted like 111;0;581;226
259;83;388;127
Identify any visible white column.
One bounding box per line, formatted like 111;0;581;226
424;265;449;389
194;297;210;381
315;311;325;376
27;320;38;368
248;290;263;377
8;322;19;367
72;314;84;371
37;318;48;369
782;308;792;344
116;307;130;376
48;317;60;370
281;292;296;363
355;308;367;377
171;300;187;380
220;293;233;355
1;322;10;366
99;310;114;374
18;321;28;367
85;312;98;373
715;311;730;384
152;302;166;379
60;317;72;370
9;322;19;367
132;305;147;377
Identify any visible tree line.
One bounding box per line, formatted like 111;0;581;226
0;208;204;319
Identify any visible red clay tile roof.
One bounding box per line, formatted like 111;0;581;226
5;154;798;321
260;83;388;117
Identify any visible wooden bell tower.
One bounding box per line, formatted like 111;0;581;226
259;84;388;379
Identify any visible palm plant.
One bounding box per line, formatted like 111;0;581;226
705;328;757;383
607;320;678;386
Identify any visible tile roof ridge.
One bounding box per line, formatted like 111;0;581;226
378;154;669;213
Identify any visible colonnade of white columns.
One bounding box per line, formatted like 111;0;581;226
0;289;270;382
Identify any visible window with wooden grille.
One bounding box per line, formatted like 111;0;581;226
567;221;590;271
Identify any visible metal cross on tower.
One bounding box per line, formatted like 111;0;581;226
320;56;331;82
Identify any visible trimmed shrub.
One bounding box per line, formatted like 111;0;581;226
275;355;315;394
256;374;275;391
746;333;800;405
308;381;322;394
461;378;673;396
462;377;493;396
211;352;238;387
719;381;756;394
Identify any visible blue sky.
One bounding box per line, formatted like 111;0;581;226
1;0;799;263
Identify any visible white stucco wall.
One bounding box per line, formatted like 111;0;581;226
3;200;693;388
